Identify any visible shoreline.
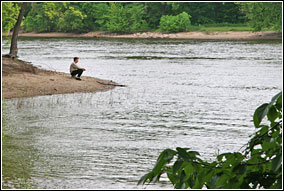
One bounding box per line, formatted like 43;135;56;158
7;31;282;40
2;30;281;99
2;56;118;99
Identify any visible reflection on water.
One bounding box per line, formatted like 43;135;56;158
2;38;282;189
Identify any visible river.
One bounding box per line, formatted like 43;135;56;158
2;37;282;189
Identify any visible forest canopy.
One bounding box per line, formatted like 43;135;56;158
2;2;282;33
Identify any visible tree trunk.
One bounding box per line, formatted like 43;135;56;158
214;3;221;23
162;2;167;15
9;2;28;59
144;2;148;15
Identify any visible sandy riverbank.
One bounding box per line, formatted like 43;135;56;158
2;56;118;99
13;31;282;40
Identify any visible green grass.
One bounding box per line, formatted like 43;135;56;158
199;23;254;32
200;26;254;32
187;23;272;32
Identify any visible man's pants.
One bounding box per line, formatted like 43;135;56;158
71;69;83;77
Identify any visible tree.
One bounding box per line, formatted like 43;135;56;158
79;2;109;31
138;92;282;189
101;2;148;33
9;2;28;58
103;3;130;33
2;2;21;35
23;2;65;32
144;2;166;29
57;6;86;32
125;3;148;32
239;2;282;32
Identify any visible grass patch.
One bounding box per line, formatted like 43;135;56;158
187;23;272;32
199;23;254;32
200;26;254;32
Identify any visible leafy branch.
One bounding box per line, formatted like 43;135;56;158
138;92;282;189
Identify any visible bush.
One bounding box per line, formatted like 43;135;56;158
159;12;191;33
138;92;282;189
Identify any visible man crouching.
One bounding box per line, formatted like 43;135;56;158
70;57;86;80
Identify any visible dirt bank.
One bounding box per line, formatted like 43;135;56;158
14;31;282;40
2;56;118;99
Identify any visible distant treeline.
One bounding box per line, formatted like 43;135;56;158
2;2;282;34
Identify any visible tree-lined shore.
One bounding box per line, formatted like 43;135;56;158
2;2;282;35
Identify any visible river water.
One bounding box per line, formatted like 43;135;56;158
2;37;282;189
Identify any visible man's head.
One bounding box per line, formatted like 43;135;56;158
74;57;79;63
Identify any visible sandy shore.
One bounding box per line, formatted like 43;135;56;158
2;56;118;99
14;31;282;40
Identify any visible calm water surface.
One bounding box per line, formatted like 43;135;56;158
2;37;282;189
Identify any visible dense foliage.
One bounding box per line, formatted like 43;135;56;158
159;12;191;33
102;3;148;33
138;92;282;189
239;2;282;32
2;2;20;34
2;2;281;33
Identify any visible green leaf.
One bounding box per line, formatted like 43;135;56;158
269;92;282;106
253;103;269;128
215;171;231;189
152;174;161;183
267;105;278;123
187;175;195;188
137;172;153;185
187;151;200;159
184;163;194;179
275;94;282;111
253;92;282;128
173;159;183;174
272;154;282;173
138;148;177;185
261;141;276;151
192;177;203;189
232;163;247;175
208;175;219;188
217;152;243;162
167;171;178;185
153;149;176;173
174;170;187;189
269;178;282;189
217;155;225;162
259;125;269;135
271;128;280;138
176;147;191;161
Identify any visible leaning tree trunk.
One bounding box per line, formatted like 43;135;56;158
9;2;28;59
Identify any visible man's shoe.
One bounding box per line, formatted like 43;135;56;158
76;77;82;81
